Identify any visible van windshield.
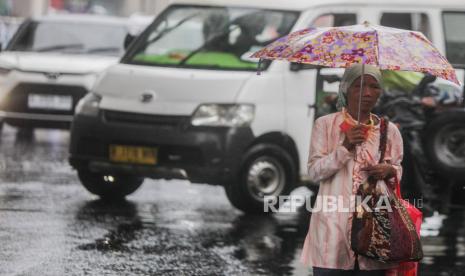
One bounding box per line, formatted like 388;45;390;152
8;20;128;56
123;5;299;70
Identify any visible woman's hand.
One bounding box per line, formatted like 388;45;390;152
361;164;396;180
342;125;367;151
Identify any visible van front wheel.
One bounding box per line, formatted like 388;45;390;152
77;169;144;200
225;144;296;214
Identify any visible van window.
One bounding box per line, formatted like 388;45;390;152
380;12;431;39
123;5;298;70
310;13;357;27
443;12;465;65
7;20;127;56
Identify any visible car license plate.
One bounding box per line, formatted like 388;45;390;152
28;94;73;110
109;145;158;165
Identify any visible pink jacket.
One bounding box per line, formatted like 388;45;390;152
300;111;404;270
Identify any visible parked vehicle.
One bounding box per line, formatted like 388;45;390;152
69;0;465;213
0;14;135;131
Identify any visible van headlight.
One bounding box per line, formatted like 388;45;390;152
75;93;101;117
191;104;255;127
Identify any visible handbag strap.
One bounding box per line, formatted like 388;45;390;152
394;175;402;198
378;116;389;164
378;117;403;198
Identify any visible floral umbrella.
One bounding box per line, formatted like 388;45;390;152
251;22;459;122
252;22;458;84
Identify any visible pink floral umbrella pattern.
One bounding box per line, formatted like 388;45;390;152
251;23;459;85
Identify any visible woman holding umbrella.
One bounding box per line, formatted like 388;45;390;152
252;22;458;276
300;63;403;275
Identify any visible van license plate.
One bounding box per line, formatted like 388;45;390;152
109;145;158;165
28;94;73;110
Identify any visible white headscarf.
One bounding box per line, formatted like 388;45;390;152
336;64;383;110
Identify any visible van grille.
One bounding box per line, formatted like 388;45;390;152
102;110;188;127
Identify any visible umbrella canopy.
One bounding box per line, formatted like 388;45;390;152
251;22;459;85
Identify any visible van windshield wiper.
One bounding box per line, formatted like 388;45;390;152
138;12;201;52
178;11;264;66
177;25;240;66
86;47;120;54
33;43;84;52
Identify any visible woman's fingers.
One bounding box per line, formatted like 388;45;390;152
344;126;367;148
350;130;365;137
348;132;365;140
362;165;393;179
351;137;365;144
352;125;365;131
348;130;366;141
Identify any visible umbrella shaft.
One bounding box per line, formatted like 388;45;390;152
357;63;365;124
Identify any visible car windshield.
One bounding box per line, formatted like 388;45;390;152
8;20;128;56
122;5;299;70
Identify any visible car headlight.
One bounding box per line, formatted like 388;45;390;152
191;104;255;127
75;93;101;117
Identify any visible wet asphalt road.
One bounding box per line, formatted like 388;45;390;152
0;126;464;276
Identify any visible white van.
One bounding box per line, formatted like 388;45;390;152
69;0;465;213
0;15;132;131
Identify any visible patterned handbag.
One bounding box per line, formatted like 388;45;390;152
350;117;424;263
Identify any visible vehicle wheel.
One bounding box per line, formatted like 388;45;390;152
424;111;465;180
77;168;144;200
225;144;296;214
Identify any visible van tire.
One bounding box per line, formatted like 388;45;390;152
77;169;144;200
225;143;296;214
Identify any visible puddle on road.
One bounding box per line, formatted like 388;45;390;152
419;209;465;275
69;195;465;276
78;220;143;252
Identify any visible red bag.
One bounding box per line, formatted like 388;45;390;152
386;178;423;276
